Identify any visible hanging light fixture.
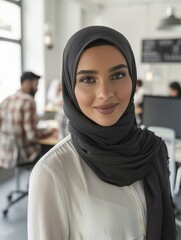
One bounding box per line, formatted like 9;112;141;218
44;23;53;49
157;6;181;30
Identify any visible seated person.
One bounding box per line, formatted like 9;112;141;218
46;79;63;109
47;80;69;140
55;106;69;140
134;79;145;124
168;81;181;97
0;71;55;168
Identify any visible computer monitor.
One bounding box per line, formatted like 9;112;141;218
142;95;181;138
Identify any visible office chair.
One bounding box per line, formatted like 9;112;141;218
147;126;176;196
0;132;34;217
2;163;34;217
174;165;181;195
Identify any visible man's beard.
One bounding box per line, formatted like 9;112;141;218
29;88;36;97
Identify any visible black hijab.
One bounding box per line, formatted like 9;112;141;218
62;26;176;239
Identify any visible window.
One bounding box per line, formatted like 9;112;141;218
0;0;21;102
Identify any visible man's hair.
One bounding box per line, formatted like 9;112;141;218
21;71;41;84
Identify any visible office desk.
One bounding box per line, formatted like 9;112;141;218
39;135;59;155
37;119;59;155
38;118;59;155
44;105;61;120
39;136;59;146
37;119;59;130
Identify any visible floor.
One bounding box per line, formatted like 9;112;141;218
0;172;29;240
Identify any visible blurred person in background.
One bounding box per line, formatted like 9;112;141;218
46;79;63;109
55;106;69;140
168;81;181;97
134;79;145;124
0;71;55;168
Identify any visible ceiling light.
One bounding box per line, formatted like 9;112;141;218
157;6;181;30
44;23;53;49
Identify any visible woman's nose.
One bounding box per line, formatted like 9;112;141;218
97;81;114;100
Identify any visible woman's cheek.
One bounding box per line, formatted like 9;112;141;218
75;87;94;108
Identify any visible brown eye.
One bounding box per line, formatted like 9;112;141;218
80;77;96;84
112;72;125;80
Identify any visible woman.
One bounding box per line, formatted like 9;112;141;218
168;81;181;97
28;26;176;239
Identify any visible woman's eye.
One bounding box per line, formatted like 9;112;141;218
80;77;95;84
112;72;125;80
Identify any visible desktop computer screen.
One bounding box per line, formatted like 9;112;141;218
142;95;181;138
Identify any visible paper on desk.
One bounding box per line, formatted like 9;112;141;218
37;120;59;130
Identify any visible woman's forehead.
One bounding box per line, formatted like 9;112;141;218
77;45;128;68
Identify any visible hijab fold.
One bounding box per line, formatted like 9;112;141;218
62;26;176;239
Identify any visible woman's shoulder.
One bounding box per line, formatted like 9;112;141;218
33;135;79;176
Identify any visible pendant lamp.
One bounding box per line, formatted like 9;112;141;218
157;6;181;30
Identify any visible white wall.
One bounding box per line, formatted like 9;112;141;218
44;0;82;92
22;0;45;115
22;0;82;114
56;0;82;81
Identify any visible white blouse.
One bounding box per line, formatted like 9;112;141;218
28;135;147;240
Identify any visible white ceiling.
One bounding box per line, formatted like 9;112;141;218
75;0;181;8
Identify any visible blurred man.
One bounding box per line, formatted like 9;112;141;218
134;79;145;124
0;71;53;168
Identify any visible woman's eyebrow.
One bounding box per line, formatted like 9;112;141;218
76;64;128;75
77;70;98;75
109;64;128;73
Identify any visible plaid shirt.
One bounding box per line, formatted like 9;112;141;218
0;90;41;168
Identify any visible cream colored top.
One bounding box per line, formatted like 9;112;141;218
28;135;147;240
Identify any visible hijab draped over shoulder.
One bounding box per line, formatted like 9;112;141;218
62;26;176;239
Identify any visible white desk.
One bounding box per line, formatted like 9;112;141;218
38;119;59;148
37;119;59;130
38;136;59;146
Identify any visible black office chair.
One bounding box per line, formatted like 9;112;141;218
0;132;35;217
2;163;34;217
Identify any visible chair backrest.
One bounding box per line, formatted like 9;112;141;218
148;126;176;196
0;132;19;169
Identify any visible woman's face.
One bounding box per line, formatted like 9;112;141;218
168;87;178;97
75;45;132;126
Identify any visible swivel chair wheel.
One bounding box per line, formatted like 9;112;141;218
2;209;8;217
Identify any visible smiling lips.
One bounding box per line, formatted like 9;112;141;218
94;103;118;114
